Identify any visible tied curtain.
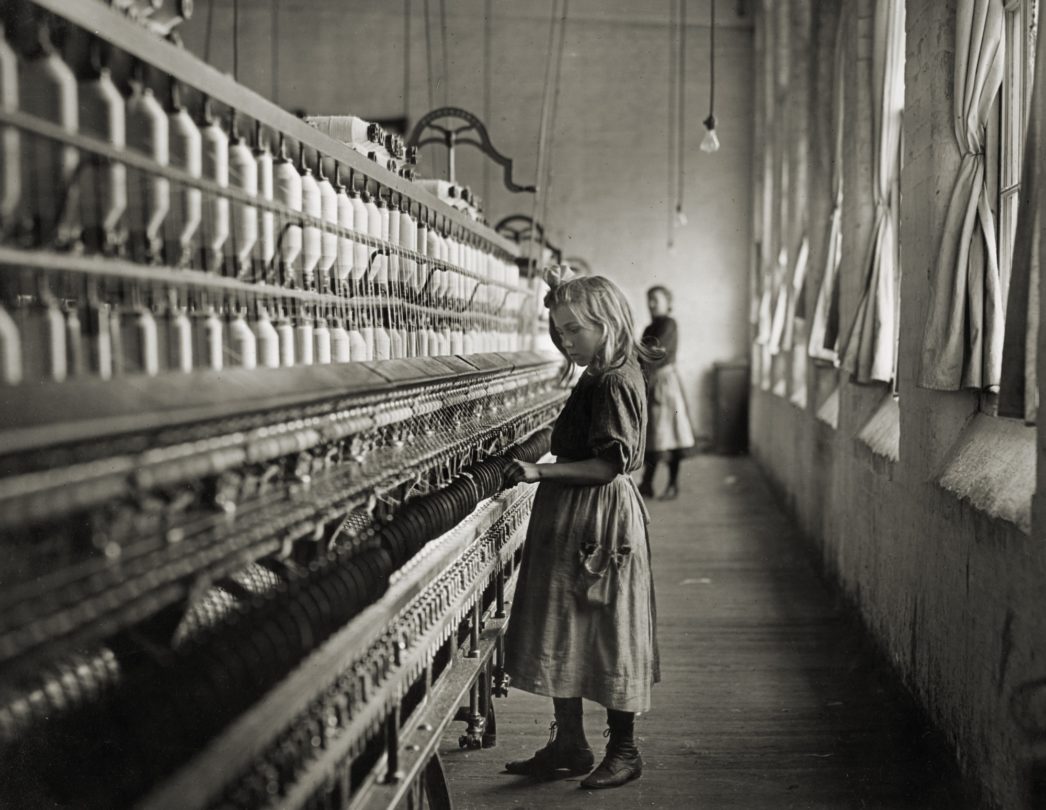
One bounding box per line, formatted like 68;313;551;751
918;0;1005;390
808;10;846;365
998;3;1046;422
841;0;905;384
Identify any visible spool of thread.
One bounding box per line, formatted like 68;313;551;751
313;315;331;364
228;127;258;277
426;227;441;300
300;151;321;287
118;306;159;377
0;302;21;384
373;325;391;360
389;327;404;359
450;329;464;356
330;318;350;362
84;300;112;380
0;24;20;233
295;316;314;365
335;174;353;283
441;235;453;302
254;138;275;272
318;168;338;280
201;105;230;272
276;314;295;367
140;307;160;376
387;198;400;286
78;68;126;252
400;205;416;289
451;246;463;305
194;307;223;371
254;307;280;368
228;311;257;369
127;82;170;262
18;296;68;382
20;30;80;247
364;192;382;284
274;145;302;279
168;309;193;372
64;303;84;377
167;89;202;267
350;186;368;281
412;324;425;357
348;326;367;361
416;215;429;293
360;324;375;360
376;195;390;287
447;236;460;300
108;305;124;376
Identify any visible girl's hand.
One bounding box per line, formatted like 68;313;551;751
503;460;541;487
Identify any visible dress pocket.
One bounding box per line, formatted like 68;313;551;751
575;541;633;608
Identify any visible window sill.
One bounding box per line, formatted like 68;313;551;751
857;395;900;463
816;386;840;429
934;413;1034;534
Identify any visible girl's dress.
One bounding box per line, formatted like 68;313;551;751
504;355;660;713
641;315;695;456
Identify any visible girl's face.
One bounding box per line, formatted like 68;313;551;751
551;304;604;367
648;290;671;318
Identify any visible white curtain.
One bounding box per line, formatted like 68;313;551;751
999;7;1045;422
768;242;808;353
918;0;1005;390
765;249;788;352
841;0;905;384
808;11;846;365
781;237;809;351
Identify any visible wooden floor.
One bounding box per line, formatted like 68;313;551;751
438;455;972;809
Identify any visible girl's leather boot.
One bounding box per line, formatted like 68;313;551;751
580;710;642;788
505;699;593;778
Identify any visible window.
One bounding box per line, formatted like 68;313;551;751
999;0;1038;301
987;0;1038;414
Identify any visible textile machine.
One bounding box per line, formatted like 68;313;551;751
0;2;564;807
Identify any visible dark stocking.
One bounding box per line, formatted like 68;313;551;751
667;450;682;488
553;697;588;747
606;709;638;756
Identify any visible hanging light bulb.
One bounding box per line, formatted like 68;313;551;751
701;115;720;153
700;0;721;154
675;204;688;226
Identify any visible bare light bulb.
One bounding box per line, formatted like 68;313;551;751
701;115;720;153
675;205;688;226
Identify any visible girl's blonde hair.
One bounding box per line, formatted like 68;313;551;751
545;275;663;375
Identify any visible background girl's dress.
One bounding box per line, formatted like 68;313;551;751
642;315;695;455
504;355;660;713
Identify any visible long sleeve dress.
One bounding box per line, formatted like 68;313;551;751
503;354;660;713
641;315;695;456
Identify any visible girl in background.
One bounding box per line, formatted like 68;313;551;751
501;269;660;789
639;285;695;500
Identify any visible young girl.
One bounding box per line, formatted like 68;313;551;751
639;285;695;500
501;269;660;789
